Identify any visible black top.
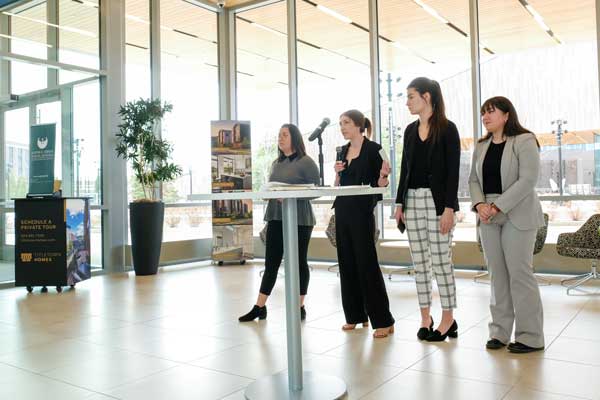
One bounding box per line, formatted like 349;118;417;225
407;136;431;189
395;120;461;216
482;141;505;194
333;137;383;216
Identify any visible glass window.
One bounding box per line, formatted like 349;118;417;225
378;0;474;239
5;0;48;59
236;1;288;194
72;79;101;205
126;0;151;101
125;0;150;206
7;1;48;93
160;0;219;241
479;0;600;196
4;107;29;199
297;0;371;189
58;0;100;83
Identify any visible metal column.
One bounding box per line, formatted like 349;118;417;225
287;0;298;125
100;0;128;272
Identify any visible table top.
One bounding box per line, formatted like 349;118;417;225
188;186;387;201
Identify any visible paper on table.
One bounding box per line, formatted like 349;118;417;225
263;181;317;191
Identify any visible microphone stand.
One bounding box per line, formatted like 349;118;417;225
317;134;325;186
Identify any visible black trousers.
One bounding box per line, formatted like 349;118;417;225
335;210;395;329
259;220;313;296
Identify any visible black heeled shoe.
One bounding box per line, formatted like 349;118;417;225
238;305;267;322
417;316;434;340
426;320;458;342
486;338;506;350
301;306;306;321
507;341;544;354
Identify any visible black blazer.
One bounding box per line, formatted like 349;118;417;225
332;137;383;215
395;120;461;216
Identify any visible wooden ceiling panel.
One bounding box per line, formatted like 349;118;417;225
239;0;287;32
236;17;287;62
162;0;217;41
8;1;46;46
529;0;596;43
478;0;551;53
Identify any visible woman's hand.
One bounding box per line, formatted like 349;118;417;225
394;206;405;225
476;203;492;224
440;208;454;235
334;161;345;174
380;161;391;178
378;161;391;187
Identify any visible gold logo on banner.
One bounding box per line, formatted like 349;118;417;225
21;253;33;262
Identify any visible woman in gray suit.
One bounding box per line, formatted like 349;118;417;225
469;96;545;354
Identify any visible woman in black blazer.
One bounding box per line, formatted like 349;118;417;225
394;77;461;342
333;109;395;339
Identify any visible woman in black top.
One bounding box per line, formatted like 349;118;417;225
333;109;395;339
394;77;461;342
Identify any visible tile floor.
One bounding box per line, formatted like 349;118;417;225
0;262;599;400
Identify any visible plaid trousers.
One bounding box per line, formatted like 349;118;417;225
405;188;457;310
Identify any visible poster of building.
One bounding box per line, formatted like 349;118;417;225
211;121;253;263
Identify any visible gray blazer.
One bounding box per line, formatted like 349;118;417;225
469;133;545;231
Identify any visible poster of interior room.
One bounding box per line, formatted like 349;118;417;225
212;225;253;262
211;155;252;191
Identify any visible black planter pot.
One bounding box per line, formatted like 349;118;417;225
130;201;164;275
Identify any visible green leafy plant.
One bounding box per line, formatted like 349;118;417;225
116;98;182;202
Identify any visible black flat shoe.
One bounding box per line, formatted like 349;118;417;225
417;316;434;340
486;338;506;350
507;341;544;354
426;320;458;342
301;306;306;321
238;305;267;322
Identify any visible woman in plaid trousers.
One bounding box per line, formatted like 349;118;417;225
394;77;461;342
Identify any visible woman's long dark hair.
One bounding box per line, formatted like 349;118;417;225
278;123;307;160
407;77;448;144
479;96;539;146
340;109;372;139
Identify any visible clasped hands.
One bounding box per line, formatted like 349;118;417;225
476;203;499;224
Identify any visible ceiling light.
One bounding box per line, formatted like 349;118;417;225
0;33;52;48
126;14;149;25
3;12;97;38
392;42;407;51
250;22;286;37
316;4;352;24
76;0;99;8
413;0;448;24
520;1;561;44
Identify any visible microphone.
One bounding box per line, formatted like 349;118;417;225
336;146;344;176
308;118;331;142
336;146;344;162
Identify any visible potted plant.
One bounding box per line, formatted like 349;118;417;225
116;98;182;275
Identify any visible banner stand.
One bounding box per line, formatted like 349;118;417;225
210;120;254;265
